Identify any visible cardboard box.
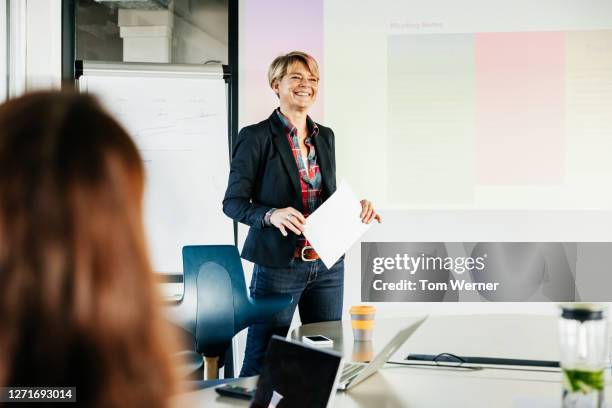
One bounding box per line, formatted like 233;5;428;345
119;25;172;63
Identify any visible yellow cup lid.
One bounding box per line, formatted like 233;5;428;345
349;305;376;315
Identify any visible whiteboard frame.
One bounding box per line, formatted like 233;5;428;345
79;60;225;79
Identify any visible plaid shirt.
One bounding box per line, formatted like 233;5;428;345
276;108;322;253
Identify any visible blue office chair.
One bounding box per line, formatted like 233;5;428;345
166;245;293;380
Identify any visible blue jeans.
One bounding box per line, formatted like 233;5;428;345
239;258;344;377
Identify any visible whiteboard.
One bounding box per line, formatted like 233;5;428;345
79;67;233;273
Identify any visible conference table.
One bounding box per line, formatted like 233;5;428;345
174;314;612;407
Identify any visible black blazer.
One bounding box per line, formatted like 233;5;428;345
223;110;337;267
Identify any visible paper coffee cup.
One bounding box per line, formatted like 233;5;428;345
350;305;376;341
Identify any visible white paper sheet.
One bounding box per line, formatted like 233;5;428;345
303;180;373;268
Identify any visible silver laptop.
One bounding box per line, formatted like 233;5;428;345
337;316;428;390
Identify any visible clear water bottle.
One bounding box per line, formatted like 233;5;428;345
559;303;608;408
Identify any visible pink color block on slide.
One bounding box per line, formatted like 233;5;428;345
475;32;565;185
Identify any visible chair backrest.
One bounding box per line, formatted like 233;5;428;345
165;244;290;362
182;245;248;356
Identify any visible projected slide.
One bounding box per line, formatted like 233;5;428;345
323;0;612;210
388;32;565;192
387;31;612;206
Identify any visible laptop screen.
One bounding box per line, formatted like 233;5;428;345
250;336;342;408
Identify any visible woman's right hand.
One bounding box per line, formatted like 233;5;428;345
269;207;306;237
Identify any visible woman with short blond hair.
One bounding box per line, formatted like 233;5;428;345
223;51;381;376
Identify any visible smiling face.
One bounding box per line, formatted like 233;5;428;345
272;61;319;113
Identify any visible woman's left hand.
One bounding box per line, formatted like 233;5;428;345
360;199;382;224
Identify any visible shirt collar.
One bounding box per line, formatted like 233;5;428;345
275;108;319;138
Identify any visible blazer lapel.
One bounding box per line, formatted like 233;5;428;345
312;128;332;199
269;112;302;203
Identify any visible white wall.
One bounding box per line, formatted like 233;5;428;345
6;0;61;97
24;0;62;91
8;0;26;97
0;0;7;102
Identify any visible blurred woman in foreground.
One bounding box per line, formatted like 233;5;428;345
0;92;179;407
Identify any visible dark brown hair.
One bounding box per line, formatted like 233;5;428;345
0;92;178;407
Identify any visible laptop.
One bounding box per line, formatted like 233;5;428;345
250;336;344;408
248;316;428;407
337;315;428;390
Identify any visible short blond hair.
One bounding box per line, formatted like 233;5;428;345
268;51;320;88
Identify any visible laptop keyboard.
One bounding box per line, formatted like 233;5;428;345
340;362;365;383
